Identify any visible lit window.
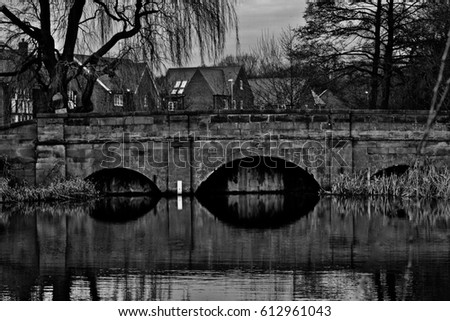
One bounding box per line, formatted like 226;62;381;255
171;80;187;95
68;90;77;109
171;81;181;95
143;96;148;108
178;80;188;94
10;89;33;124
240;80;243;90
232;100;236;109
240;100;243;109
114;94;123;106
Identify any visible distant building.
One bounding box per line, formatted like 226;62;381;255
312;89;347;109
1;45;160;126
69;56;160;113
162;66;254;111
0;41;35;127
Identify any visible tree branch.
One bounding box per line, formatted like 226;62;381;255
0;4;40;39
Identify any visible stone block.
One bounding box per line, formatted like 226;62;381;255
124;116;154;125
37;118;64;126
169;115;189;123
250;115;269;122
65;118;91;127
36;145;66;160
227;115;250;123
38;123;64;142
97;117;122;126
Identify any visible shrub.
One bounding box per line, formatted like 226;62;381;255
0;177;99;203
331;164;450;199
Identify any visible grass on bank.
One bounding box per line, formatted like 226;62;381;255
331;164;450;199
0;177;99;202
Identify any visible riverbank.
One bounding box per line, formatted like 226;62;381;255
330;164;450;199
0;177;98;203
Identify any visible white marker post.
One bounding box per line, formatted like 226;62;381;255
177;181;183;210
177;180;182;194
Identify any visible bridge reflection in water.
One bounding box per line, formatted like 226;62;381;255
0;196;450;300
197;193;319;228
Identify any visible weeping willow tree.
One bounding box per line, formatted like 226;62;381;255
0;0;237;112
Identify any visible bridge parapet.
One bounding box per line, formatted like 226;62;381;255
1;109;450;192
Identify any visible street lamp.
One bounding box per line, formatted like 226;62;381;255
228;79;234;109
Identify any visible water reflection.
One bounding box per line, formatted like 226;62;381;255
197;193;319;228
0;196;449;300
89;196;160;223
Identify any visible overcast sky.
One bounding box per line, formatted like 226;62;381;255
229;0;307;55
185;0;307;67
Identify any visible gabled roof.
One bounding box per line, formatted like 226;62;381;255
98;61;149;93
166;67;198;85
198;69;226;95
0;47;22;83
74;55;154;94
0;45;35;87
166;65;243;96
221;66;241;87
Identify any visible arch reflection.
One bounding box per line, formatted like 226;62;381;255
197;193;319;229
89;196;160;223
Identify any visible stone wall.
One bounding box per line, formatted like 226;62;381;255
0;85;8;127
34;109;450;193
0;121;36;183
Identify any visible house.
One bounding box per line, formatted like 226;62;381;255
0;41;35;126
162;66;254;111
69;56;159;113
1;43;160;125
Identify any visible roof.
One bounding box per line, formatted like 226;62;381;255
74;55;153;93
0;47;22;83
98;61;148;93
166;66;243;96
0;46;35;87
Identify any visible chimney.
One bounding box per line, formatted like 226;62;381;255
18;39;28;57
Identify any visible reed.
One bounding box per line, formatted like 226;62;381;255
0;177;99;203
331;164;450;199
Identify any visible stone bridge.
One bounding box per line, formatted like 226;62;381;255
1;109;450;194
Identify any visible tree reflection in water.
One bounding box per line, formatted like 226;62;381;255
196;193;319;228
89;196;160;223
0;196;450;300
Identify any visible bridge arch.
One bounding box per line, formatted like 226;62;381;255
196;156;320;194
372;164;410;178
86;168;160;195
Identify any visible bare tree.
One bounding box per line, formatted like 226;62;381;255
419;26;450;154
248;29;313;108
216;53;259;77
296;1;427;109
0;0;237;112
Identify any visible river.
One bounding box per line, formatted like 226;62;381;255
0;195;449;300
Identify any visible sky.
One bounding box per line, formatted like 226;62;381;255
229;0;307;55
187;0;308;67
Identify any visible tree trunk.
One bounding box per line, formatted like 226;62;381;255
48;62;69;112
79;72;95;112
370;0;382;109
381;0;395;110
